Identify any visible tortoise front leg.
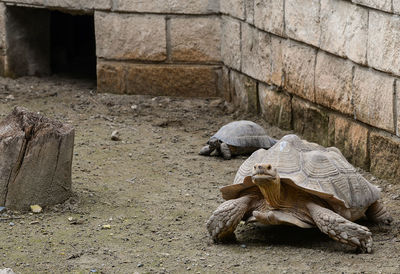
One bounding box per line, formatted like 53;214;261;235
220;142;232;160
207;195;255;242
307;203;373;253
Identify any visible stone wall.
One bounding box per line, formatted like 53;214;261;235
0;0;399;181
221;0;400;181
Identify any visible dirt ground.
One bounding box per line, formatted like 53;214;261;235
0;76;399;274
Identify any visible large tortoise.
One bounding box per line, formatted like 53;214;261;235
199;120;277;160
206;134;392;252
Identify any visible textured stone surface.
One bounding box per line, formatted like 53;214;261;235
242;24;283;86
352;0;392;12
285;0;320;47
171;16;220;62
245;0;254;24
353;66;394;133
97;61;126;94
229;70;258;113
95;13;166;61
368;11;400;76
124;64;221;97
259;84;292;130
113;0;219;14
254;0;284;36
394;0;400;14
221;0;245;19
5;7;50;77
329;115;369;170
315;51;353;115
221;16;241;70
292;97;330;147
282;39;316;102
370;132;400;180
320;0;368;64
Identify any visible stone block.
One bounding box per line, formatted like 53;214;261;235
124;64;221;97
95;12;166;61
221;0;245;19
258;83;292;130
282;39;316;102
221;16;241;70
170;16;220;62
97;61;126;94
113;0;219;14
254;0;284;36
394;0;400;14
0;3;5;50
0;55;4;76
351;0;392;12
229;70;258;113
320;0;368;65
245;0;254;24
397;80;400;136
353;66;395;133
329;115;369;170
285;0;320;47
5;6;50;77
370;132;400;180
292;97;330;147
368;11;400;76
315;51;353;115
242;23;283;86
221;66;231;102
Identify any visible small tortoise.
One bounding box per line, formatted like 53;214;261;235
199;120;277;160
207;134;392;252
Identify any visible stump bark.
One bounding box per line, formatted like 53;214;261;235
0;107;74;210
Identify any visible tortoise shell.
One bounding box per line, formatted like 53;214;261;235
221;134;380;210
211;120;276;148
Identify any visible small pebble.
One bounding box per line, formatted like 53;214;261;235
111;130;121;141
9;222;15;226
137;263;144;267
240;244;246;248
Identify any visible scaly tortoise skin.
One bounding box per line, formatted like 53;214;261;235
207;134;392;253
199;120;277;160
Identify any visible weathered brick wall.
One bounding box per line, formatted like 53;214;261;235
0;0;399;180
221;0;400;181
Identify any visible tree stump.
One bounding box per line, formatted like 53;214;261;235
0;107;74;210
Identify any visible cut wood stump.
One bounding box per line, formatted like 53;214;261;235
0;107;74;210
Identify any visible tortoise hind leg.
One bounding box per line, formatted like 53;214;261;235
366;201;393;225
306;203;373;253
207;195;256;242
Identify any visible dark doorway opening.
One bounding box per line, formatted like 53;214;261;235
50;11;96;79
5;6;96;80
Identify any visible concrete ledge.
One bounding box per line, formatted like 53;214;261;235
113;0;219;14
97;61;222;97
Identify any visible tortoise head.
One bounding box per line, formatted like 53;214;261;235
251;164;279;185
251;163;281;208
208;137;221;150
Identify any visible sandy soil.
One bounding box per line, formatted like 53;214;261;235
0;76;399;274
